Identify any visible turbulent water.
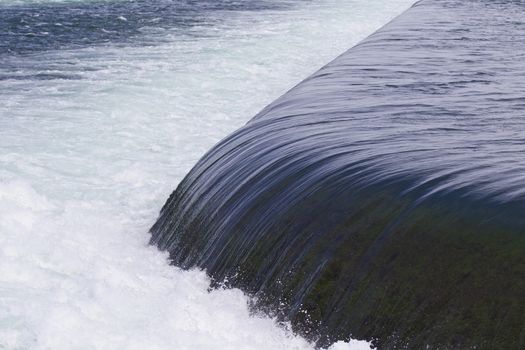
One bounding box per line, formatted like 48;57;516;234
0;0;415;349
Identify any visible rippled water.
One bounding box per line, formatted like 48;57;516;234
0;0;415;348
151;0;525;348
0;0;288;54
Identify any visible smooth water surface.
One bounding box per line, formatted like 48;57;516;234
151;0;525;348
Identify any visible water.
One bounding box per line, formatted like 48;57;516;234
149;0;525;348
0;0;415;348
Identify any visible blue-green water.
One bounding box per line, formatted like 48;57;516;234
151;0;525;348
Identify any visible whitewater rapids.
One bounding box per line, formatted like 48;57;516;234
0;0;414;348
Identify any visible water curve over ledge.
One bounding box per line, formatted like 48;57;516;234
151;0;525;348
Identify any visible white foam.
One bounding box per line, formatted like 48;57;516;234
0;0;414;348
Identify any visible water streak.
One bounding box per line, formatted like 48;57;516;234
151;0;525;348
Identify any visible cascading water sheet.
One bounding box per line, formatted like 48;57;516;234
150;0;525;348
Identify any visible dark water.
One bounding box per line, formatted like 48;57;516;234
151;0;525;348
0;0;289;55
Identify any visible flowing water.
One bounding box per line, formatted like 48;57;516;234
149;0;525;348
0;0;415;348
